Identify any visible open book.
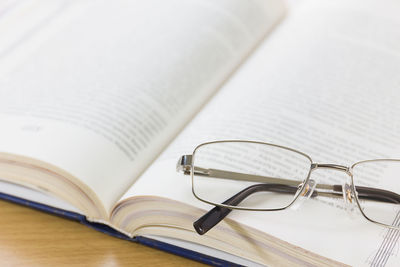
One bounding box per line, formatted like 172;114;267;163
1;0;399;265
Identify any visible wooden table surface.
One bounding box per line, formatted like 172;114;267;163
0;200;205;266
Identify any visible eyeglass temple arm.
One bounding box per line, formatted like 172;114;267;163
193;183;306;235
177;155;400;203
193;183;400;235
177;155;307;187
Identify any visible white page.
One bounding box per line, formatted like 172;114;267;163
0;0;285;215
123;0;400;265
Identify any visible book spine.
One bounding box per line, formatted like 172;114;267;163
135;236;243;267
0;191;84;221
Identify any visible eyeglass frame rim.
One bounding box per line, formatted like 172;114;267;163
189;139;400;230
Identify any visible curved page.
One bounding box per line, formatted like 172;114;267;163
0;0;285;216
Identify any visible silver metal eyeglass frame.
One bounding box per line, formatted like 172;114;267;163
177;140;400;234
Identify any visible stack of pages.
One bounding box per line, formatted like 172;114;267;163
0;0;399;265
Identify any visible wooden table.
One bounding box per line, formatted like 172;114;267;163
0;200;204;266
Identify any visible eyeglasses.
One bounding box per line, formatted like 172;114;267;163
176;140;400;235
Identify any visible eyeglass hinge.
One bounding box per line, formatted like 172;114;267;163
176;155;193;175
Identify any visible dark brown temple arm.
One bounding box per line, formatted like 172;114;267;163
193;183;309;235
334;185;400;204
194;183;400;235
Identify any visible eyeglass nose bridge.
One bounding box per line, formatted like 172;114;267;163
311;163;351;174
309;162;355;208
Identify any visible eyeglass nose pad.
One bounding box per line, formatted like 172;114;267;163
290;179;317;210
342;183;357;217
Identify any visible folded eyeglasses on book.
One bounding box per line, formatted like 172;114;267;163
177;140;400;235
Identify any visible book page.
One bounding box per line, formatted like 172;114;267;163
122;0;400;265
0;0;285;215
